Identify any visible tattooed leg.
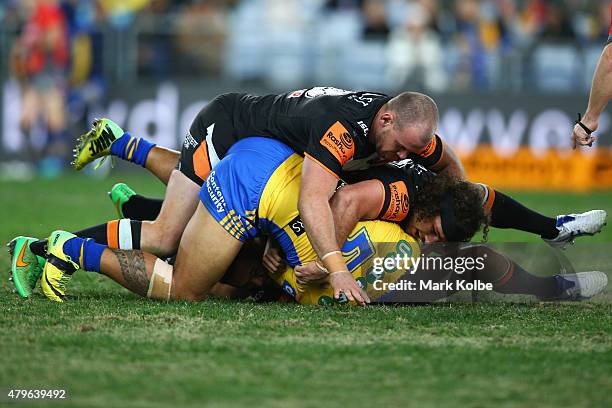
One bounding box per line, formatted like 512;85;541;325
99;248;158;297
96;203;244;301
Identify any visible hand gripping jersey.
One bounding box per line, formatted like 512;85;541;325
199;137;420;305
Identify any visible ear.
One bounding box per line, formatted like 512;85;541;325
380;112;394;127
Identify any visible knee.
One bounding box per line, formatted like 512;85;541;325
146;219;182;257
146;259;207;302
171;281;207;302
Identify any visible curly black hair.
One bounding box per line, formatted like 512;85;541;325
411;174;487;242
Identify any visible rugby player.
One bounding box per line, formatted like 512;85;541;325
69;87;454;304
13;138;605;304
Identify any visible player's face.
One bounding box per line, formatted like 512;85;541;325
375;120;431;162
406;215;446;244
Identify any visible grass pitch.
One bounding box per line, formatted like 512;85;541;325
0;173;611;407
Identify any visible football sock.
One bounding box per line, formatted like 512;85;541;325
122;195;163;221
490;191;558;239
110;133;156;167
30;239;47;257
466;245;563;299
74;220;142;250
62;236;106;272
492;262;562;299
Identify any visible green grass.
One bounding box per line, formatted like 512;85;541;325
0;173;611;407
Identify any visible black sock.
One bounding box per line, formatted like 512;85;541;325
466;245;563;299
491;191;558;239
122;195;163;221
74;220;142;249
30;239;47;257
74;224;108;243
492;263;561;299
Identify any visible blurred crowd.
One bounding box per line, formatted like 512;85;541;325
1;0;610;175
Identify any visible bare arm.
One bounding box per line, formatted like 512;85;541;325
331;180;386;246
298;157;369;304
574;43;612;147
298;157;341;258
430;143;466;180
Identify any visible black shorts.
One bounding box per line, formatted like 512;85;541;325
177;93;240;186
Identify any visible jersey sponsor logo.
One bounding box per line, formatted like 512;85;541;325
281;280;297;298
383;181;409;222
304;86;351;98
183;131;198;150
288;215;306;237
389;159;428;176
357;120;369;138
206;170;226;213
318;295;334;306
320;121;355;166
288;89;306;98
348;92;382;107
418;136;437;158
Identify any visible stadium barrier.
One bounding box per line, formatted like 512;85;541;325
2;80;611;190
460;146;612;191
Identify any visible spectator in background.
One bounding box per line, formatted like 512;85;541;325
137;0;173;78
10;0;70;177
540;2;575;41
325;0;363;12
174;0;227;76
62;0;107;137
451;0;488;89
362;0;390;40
386;3;447;92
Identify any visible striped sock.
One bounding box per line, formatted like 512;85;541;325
110;133;156;167
74;220;142;250
106;219;142;250
62;237;106;272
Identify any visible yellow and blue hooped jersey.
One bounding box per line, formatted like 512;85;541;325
199;137;294;242
255;142;421;304
200;137;421;304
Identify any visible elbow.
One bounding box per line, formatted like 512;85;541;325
332;187;360;216
297;196;307;216
603;45;612;73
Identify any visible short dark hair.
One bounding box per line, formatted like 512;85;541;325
411;174;485;242
387;92;439;145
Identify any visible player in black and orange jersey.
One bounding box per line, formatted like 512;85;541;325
572;1;612;147
68;87;456;304
333;160;606;248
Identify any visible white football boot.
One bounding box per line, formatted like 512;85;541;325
545;210;607;249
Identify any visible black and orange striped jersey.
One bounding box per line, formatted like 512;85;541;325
190;87;446;179
196;87;387;179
